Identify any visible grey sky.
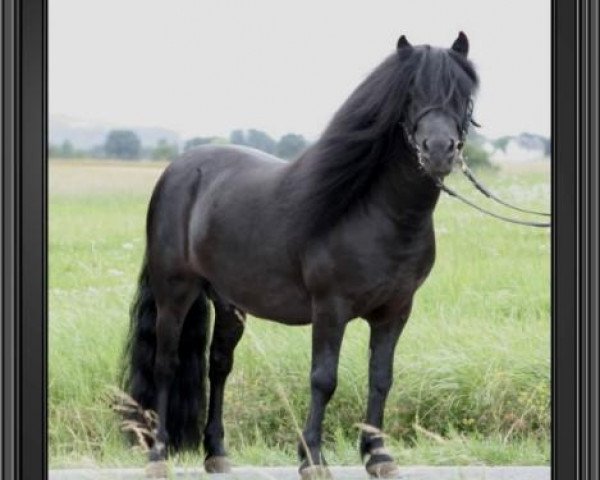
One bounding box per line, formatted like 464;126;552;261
50;0;550;141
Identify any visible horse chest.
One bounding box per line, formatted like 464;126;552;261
309;225;436;316
360;246;434;314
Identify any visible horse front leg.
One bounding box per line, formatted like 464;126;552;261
298;296;350;480
361;302;411;478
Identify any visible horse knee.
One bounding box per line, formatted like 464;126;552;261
371;373;393;398
311;366;337;401
209;350;234;379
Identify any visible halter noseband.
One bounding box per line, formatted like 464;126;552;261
401;98;477;158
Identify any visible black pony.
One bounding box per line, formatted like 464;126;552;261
122;32;478;479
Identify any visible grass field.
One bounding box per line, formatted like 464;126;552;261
49;158;551;468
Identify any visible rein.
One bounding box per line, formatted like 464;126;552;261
436;178;551;228
436;157;551;228
456;160;551;217
433;152;552;228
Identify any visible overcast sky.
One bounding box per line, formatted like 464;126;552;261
49;0;550;141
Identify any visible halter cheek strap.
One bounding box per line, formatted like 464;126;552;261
402;97;477;144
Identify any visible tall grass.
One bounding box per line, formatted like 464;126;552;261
49;160;550;467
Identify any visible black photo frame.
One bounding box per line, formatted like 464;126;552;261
1;0;598;479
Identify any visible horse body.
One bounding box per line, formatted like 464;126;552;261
122;32;479;479
150;143;438;324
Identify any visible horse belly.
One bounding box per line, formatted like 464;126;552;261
194;233;312;324
209;268;312;324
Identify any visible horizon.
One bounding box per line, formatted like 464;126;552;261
50;0;550;142
49;113;551;150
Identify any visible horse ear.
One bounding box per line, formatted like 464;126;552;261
451;31;469;56
397;35;412;50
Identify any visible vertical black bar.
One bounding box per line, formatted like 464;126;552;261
552;0;578;479
580;0;589;478
2;0;16;478
2;0;47;478
20;0;47;477
585;1;598;479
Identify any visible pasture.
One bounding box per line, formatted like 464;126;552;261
49;159;551;467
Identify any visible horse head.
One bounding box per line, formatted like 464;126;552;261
399;32;478;178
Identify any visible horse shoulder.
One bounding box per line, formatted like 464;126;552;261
300;212;437;317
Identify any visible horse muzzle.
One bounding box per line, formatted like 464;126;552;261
420;151;457;177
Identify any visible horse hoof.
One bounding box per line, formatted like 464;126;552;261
145;460;169;478
204;455;232;473
366;460;400;478
299;465;333;480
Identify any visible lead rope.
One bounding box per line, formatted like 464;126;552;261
436;179;551;228
457;158;551;217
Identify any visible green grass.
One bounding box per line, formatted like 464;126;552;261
49;160;550;467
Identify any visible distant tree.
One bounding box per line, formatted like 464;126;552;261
245;129;276;154
541;137;551;156
276;133;308;160
184;136;215;152
463;142;492;169
104;130;141;159
90;145;106;158
60;140;75;158
493;136;511;153
49;140;85;159
466;130;487;146
209;137;229;145
48;144;63;158
48;144;59;158
152;139;179;161
230;129;246;146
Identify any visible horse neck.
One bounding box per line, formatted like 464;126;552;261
372;153;442;227
280;129;441;238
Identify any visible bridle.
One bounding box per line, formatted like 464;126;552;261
400;100;551;229
402;98;477;149
401;100;474;170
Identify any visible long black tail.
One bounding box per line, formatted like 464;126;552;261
120;256;211;451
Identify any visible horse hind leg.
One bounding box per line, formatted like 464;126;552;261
203;295;245;473
147;276;206;474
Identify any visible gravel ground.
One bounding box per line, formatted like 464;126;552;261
49;465;550;480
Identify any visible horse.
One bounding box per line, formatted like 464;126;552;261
121;32;479;479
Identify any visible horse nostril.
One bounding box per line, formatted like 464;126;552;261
456;140;464;150
422;139;429;152
447;139;455;153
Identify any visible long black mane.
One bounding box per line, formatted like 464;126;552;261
288;45;479;239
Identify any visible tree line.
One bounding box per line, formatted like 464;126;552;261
50;127;501;169
49;128;309;162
